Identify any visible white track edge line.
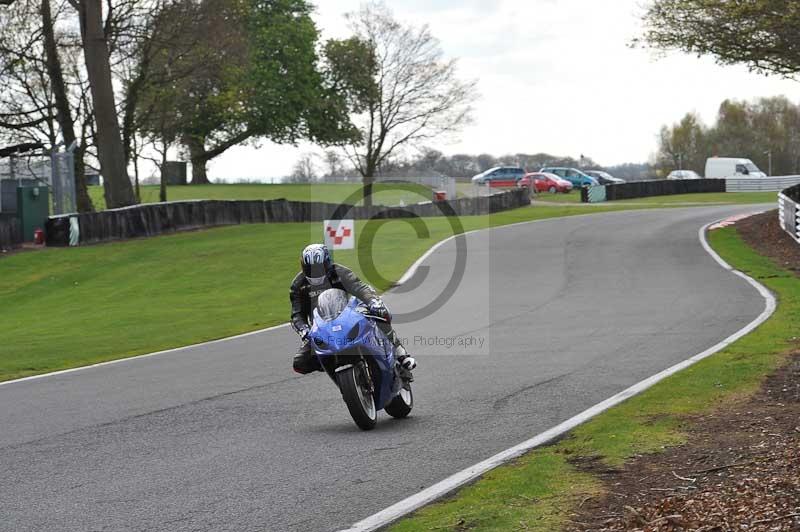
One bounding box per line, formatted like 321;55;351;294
0;323;291;387
339;216;776;532
1;209;610;387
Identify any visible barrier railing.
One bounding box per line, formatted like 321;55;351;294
778;184;800;244
726;175;800;192
45;188;531;247
581;179;725;203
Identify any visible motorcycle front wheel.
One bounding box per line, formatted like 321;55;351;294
337;364;377;431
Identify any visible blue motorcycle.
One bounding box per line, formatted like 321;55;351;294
310;289;413;430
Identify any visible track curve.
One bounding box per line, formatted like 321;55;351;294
0;205;769;532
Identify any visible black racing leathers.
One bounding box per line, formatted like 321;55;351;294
290;264;377;334
290;264;403;374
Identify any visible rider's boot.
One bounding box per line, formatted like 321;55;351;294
394;344;416;381
292;341;322;374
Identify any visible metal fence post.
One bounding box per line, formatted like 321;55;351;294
50;151;76;215
778;185;800;244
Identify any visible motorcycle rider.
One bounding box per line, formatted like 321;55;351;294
290;243;417;377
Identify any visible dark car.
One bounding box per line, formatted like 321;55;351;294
585;170;626;185
471;166;526;186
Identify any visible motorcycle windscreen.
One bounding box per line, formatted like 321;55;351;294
314;288;351;323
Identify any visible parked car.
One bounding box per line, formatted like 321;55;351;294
705;157;766;179
666;170;702;180
471;166;527;185
540;167;599;187
521;172;573;193
585;170;625;185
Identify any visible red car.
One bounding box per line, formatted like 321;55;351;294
519;172;573;193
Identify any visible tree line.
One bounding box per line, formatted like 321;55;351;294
290;148;655;182
656;96;800;176
0;1;476;210
641;1;800;176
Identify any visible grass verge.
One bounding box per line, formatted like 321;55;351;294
1;203;651;382
389;225;797;531
536;191;777;206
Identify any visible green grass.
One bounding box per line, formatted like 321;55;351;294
391;224;798;531
88;183;434;210
610;191;779;205
392;451;602;532
0;203;646;382
533;191;582;203
536;191;777;206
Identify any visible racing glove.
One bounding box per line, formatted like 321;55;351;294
368;298;391;322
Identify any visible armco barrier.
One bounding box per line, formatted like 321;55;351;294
581;179;725;202
778;183;800;244
45;188;531;247
0;214;21;251
726;175;800;192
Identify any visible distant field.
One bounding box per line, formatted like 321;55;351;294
88;183;433;210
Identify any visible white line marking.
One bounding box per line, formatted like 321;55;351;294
0;323;290;387
340;216;776;532
2;209;607;387
2;206;759;390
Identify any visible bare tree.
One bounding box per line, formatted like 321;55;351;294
289;152;318;183
656;113;709;173
339;2;477;206
0;0;95;211
0;1;53;145
116;0;204;199
0;0;144;210
71;0;136;208
322;149;343;177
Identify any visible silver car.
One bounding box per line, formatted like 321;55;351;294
666;170;702;180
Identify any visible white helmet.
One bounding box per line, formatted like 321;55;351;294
301;244;331;285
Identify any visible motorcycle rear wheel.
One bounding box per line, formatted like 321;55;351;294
384;383;413;419
337;364;377;431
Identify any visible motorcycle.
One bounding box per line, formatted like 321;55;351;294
310;289;413;430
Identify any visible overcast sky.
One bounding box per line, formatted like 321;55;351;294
208;0;800;180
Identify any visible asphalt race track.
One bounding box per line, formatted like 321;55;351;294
0;206;770;532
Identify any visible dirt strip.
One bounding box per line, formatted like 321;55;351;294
738;210;800;274
565;210;800;532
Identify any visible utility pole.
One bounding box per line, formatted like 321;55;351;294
677;153;684;171
764;150;772;176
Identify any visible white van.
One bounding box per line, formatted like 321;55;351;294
705;158;766;179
